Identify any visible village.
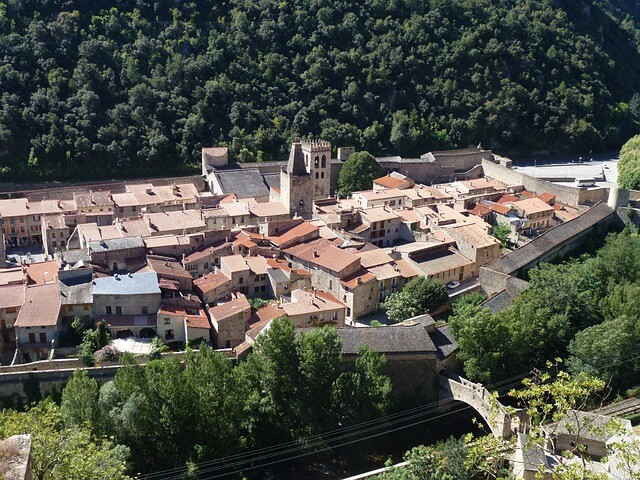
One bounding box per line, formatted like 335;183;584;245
0;140;615;367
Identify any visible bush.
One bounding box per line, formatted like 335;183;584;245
95;346;121;363
248;298;270;309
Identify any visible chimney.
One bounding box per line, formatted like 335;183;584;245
313;250;319;258
57;200;62;209
356;276;362;285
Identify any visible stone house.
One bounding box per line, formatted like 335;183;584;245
194;271;234;307
509;198;555;234
92;271;161;339
353;189;407;210
156;304;211;347
182;241;234;278
58;268;93;328
439;223;502;276
219;255;270;298
208;294;251;348
147;255;193;292
87;236;146;273
336;314;458;403
280;289;346;328
14;283;61;363
359;207;403;247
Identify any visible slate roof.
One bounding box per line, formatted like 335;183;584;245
336;323;437;355
215;169;270;199
482;290;513;314
88;236;144;253
485;203;615;275
263;173;281;190
287;142;308;176
92;271;160;296
58;272;93;305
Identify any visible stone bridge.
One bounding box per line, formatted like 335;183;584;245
438;370;528;439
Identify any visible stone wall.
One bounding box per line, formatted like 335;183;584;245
0;174;206;201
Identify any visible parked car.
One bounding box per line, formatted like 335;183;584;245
446;281;460;290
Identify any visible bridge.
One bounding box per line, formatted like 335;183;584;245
438;370;529;439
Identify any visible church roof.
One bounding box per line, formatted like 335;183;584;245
287;142;308;176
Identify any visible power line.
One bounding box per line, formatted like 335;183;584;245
144;344;640;480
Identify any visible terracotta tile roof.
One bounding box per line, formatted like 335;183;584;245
202;147;228;157
496;193;519;204
249;302;285;327
25;260;58;285
396;208;420;223
373;176;413;189
356;249;394;268
519;190;536;198
15;283;60;327
209;296;251;322
0;268;25;286
284;238;360;274
39;199;77;215
194;271;232;294
111;192;139;207
361;207;400;223
0;198;31;217
269;221;319;248
340;269;377;289
146;210;205;232
537;192;556;204
249;202;289;218
73;191;113;209
147;256;192;280
0;284;25;309
469;204;491;217
183;242;231;263
490;203;513;216
355;188;405;201
158;304;210;329
512;198;554;215
367;263;401;281
282;289;346;316
394;259;418;278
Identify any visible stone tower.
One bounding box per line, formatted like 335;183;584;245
302;140;331;198
280;142;314;219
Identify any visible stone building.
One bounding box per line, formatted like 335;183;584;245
279;142;315;219
58;268;93;327
92;271;161;338
87;236;146;273
336;314;458;403
208;294;251;348
157;304;211;347
280;288;346;328
14;283;61;363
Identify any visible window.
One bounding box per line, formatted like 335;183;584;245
164;318;171;325
254;286;260;293
328;280;332;290
284;283;289;290
315;172;319;179
165;330;174;340
321;155;326;168
141;306;148;314
39;332;47;343
225;340;231;348
239;277;244;284
28;333;36;343
260;285;266;292
314;156;319;168
116;306;122;314
105;306;112;314
119;207;124;213
51;232;56;238
52;241;57;248
5;307;16;314
83;305;89;311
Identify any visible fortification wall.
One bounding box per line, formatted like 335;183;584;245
482;160;608;207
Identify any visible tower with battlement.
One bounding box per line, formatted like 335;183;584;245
301;140;331;198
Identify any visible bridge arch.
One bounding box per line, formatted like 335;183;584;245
438;370;527;439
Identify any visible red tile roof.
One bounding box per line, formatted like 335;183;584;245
15;283;61;327
158;304;210;329
209;296;251;322
496;194;519;204
193;271;232;294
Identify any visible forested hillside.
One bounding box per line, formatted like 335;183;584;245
1;0;640;180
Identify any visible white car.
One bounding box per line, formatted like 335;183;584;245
446;281;460;290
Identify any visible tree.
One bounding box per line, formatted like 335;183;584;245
492;223;512;248
60;370;101;430
78;320;110;366
618;135;640;189
0;399;131;480
383;276;448;323
337;151;382;196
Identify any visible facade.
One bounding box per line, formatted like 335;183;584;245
14;283;61;363
281;289;346;328
208;294;251;348
157;304;211;347
92;271;162;338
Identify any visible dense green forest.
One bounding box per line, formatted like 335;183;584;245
449;230;640;393
1;0;640;180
